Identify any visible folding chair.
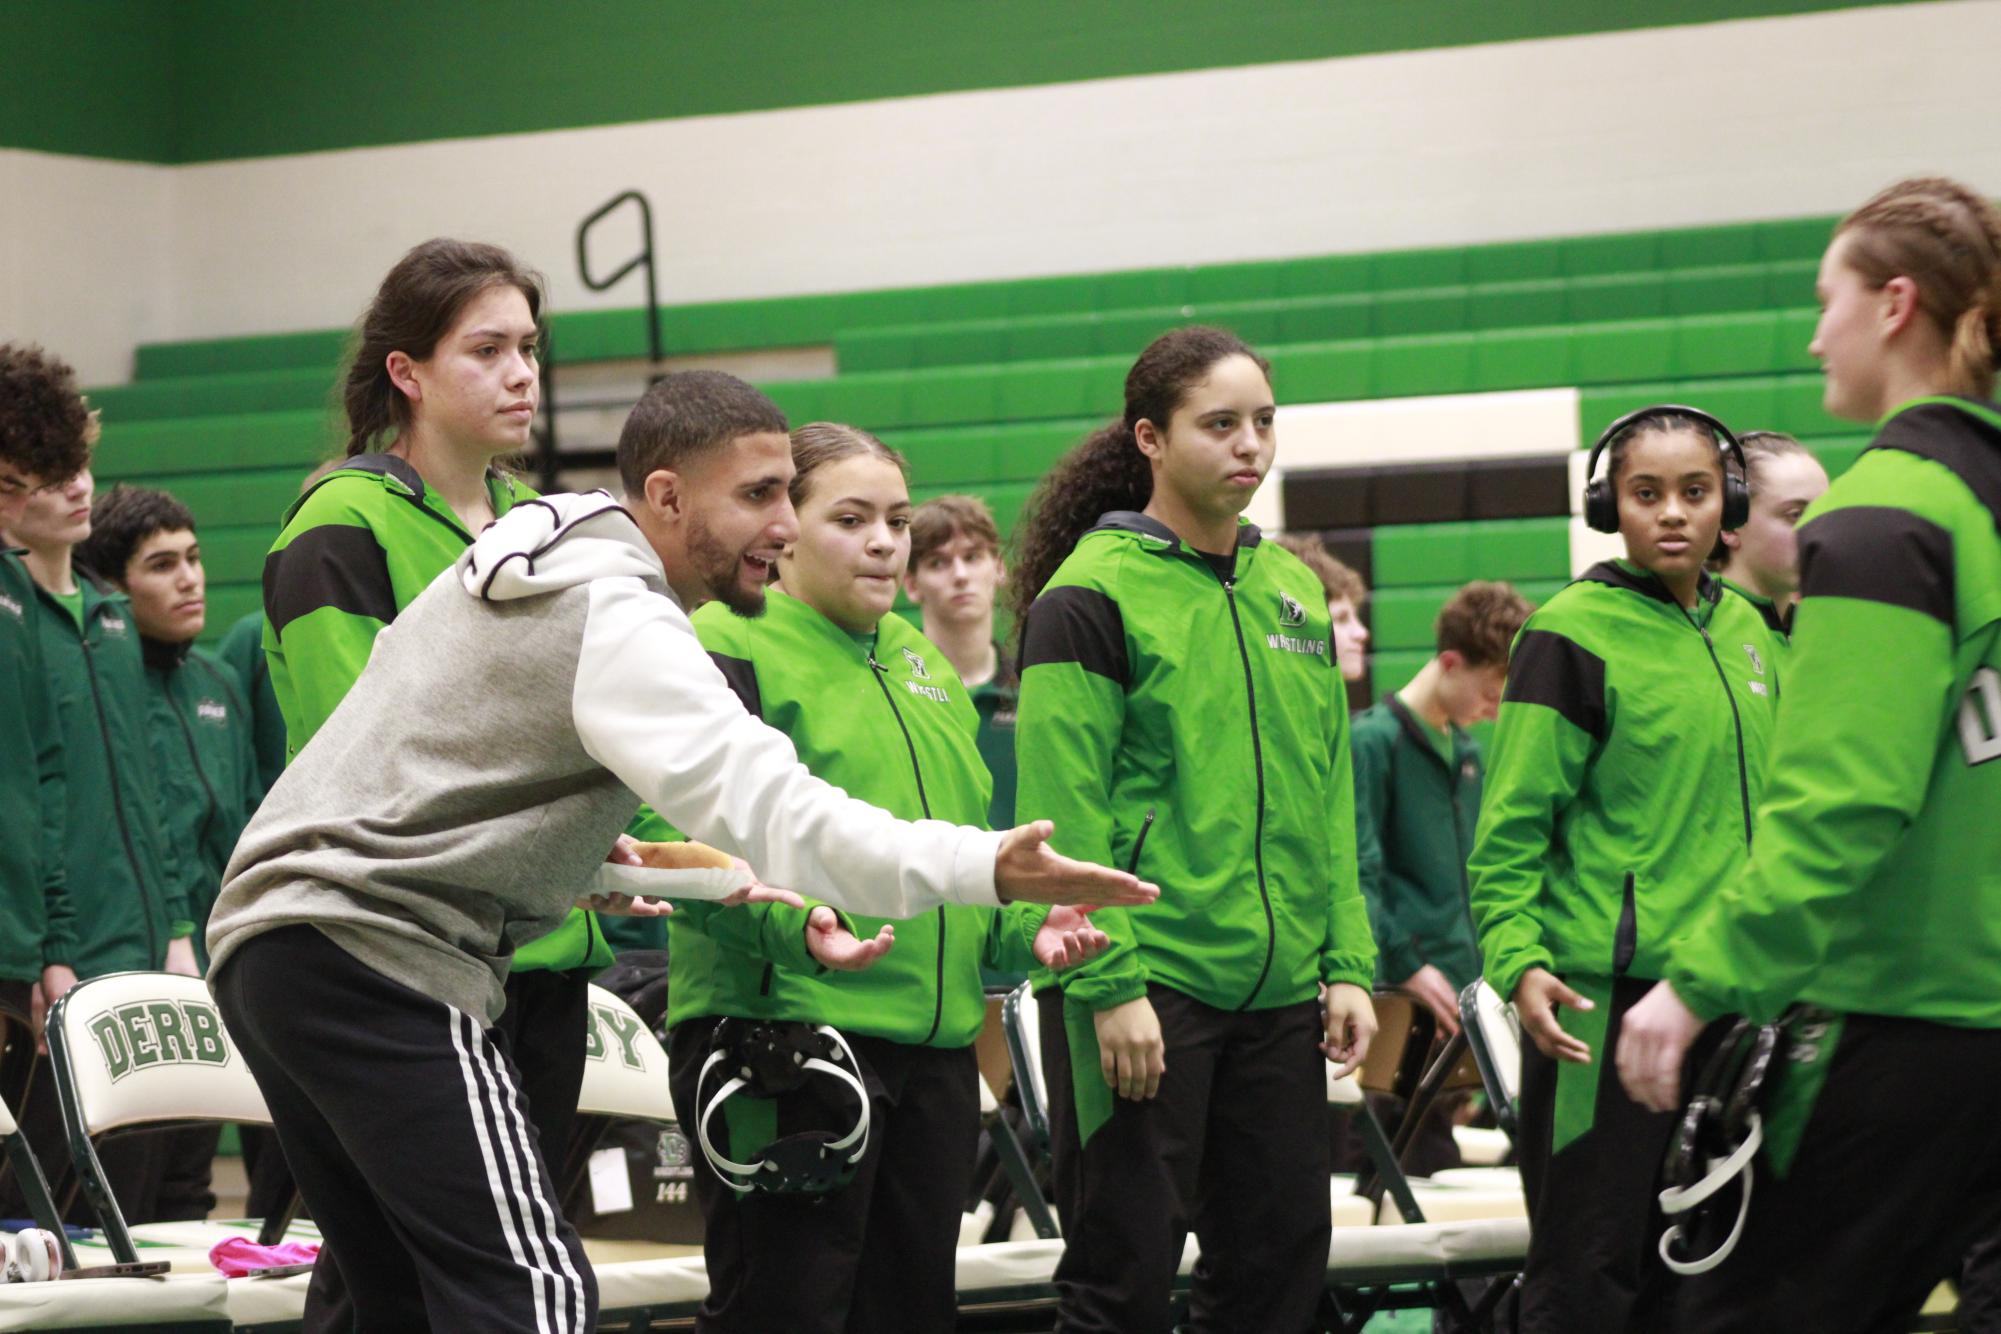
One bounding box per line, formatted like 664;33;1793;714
567;985;713;1332
991;985;1059;1239
42;972;297;1272
1459;978;1522;1139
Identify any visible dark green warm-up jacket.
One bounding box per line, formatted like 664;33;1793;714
0;552;75;982
261;453;608;974
142;637;261;971
1469;561;1783;1008
1015;512;1376;1016
1351;693;1483;993
1672;397;2001;1029
666;591;1046;1047
28;570;188;975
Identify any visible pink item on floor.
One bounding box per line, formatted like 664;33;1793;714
208;1236;320;1277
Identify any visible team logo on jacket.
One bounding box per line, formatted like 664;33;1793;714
902;647;932;680
101;612;128;638
88;1000;232;1082
196;699;229;724
0;593;20;620
1741;643;1765;675
1279;591;1306;627
1961;667;2001;767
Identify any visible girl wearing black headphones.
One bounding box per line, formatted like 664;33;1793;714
1467;406;1785;1331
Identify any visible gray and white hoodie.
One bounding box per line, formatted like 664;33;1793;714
208;492;1003;1022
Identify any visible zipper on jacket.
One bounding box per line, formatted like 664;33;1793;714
165;690;222;845
1681;609;1755;846
1220;578;1278;1011
869;652;948;1045
81;637;162;963
1612;872;1637;976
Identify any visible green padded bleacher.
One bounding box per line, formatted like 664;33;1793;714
98;213;1852;650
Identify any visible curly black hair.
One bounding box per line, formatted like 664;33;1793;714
0;344;97;484
76;484;196;584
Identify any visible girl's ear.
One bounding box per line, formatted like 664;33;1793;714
1133;418;1166;462
1880;274;1924;339
385;351;421;405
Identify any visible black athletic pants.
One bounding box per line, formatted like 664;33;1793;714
1516;974;1701;1334
1040;983;1330;1334
215;925;596;1334
1676;1014;2001;1333
666;1015;980;1334
247;951;592;1326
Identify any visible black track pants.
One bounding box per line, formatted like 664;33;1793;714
1676;1014;2001;1334
215;925;597;1334
1040;983;1331;1334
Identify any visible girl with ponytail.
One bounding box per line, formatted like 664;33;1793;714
257;240;612;1325
1616;178;2001;1331
1013;326;1379;1332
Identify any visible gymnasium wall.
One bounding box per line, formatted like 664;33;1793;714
2;1;1994;385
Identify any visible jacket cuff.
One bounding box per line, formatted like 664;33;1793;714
785;902;849;974
1319;954;1376;991
1069;971;1149;1012
169;920;197;940
1486;950;1554;1008
1015;904;1054;965
41;941;74;968
1380;935;1424;987
952;829;1005;907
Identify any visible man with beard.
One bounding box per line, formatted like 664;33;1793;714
209;369;1155;1332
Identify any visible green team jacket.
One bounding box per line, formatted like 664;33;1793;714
1721;578;1793;657
142;637;261;971
0;553;75;981
29;571;188;975
1671;397;2001;1027
665;590;1046;1047
216;610;286;796
1469;560;1783;1006
1015;513;1376;1014
1351;694;1484;993
261;454;608;974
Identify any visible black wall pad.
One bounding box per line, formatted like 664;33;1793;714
1281;454;1570;530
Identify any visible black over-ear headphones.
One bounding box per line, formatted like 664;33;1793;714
1582;404;1750;535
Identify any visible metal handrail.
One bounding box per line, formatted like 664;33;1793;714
575;189;662;366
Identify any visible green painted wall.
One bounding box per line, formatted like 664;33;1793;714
3;1;178;162
3;0;1932;164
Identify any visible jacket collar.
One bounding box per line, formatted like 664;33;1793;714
285;452;519;528
1720;578;1791;637
1578;558;1720;612
1383;691;1466;771
1088;510;1264;557
141;634;193;673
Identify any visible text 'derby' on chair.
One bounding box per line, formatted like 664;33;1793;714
44;971;285;1269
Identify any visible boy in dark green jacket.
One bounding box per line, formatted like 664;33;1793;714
1013;328;1377;1334
80;486;260;969
1353;581;1533;1014
1469;408;1781;1332
1616;177;2001;1333
79;483;261;1222
0;344;87;1064
3;349;196;1224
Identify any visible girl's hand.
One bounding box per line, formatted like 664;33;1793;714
605;834;644;866
1320;982;1378;1078
1094;996;1165;1100
1513;967;1595;1063
803;906;895;971
1030;904;1111;970
719;857;806;910
1615;982;1704;1113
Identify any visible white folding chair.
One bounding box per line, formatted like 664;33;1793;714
994;984;1060;1238
44;971;288;1271
1459;979;1523;1139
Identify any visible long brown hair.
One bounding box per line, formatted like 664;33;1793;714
1835;177;2001;400
340;238;545;457
1007;326;1269;625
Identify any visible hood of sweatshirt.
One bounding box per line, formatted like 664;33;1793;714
460;490;666;602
